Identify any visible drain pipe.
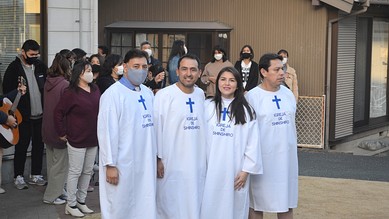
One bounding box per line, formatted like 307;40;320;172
325;1;370;149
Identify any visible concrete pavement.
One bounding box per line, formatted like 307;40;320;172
0;149;388;218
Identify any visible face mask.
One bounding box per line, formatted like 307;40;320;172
116;65;124;75
241;53;251;59
82;71;94;83
184;46;188;54
144;49;152;57
91;64;101;73
127;68;147;86
214;54;223;61
282;57;288;65
25;54;38;65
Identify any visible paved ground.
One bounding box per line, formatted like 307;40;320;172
0;149;388;218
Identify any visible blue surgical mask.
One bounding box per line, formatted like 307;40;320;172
127;68;147;85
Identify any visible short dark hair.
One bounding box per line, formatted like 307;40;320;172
123;49;148;63
177;53;201;70
22;39;40;52
72;48;87;61
258;53;283;78
211;45;228;63
277;49;289;57
140;41;151;48
89;54;101;64
98;45;109;55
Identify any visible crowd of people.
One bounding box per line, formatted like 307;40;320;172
0;39;299;219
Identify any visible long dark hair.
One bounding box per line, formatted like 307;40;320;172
100;54;123;77
168;40;185;61
69;60;94;91
47;53;71;80
213;66;255;125
239;45;254;61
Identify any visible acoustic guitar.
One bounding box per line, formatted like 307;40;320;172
0;76;26;148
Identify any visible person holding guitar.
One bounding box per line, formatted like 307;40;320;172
2;39;47;190
0;81;27;194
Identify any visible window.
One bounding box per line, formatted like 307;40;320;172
354;17;389;127
111;32;133;57
0;0;42;88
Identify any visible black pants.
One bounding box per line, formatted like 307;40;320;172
13;118;44;178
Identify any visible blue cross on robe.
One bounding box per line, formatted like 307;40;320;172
272;95;281;109
186;98;195;113
221;107;229;121
138;95;147;110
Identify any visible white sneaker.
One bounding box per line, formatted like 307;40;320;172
14;175;28;190
0;187;5;194
28;175;47;186
43;197;66;205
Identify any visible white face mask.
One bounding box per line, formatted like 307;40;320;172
214;54;223;61
116;65;124;75
282;57;288;65
184;46;188;54
83;71;94;83
144;49;152;57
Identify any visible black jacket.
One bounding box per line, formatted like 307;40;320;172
234;60;259;91
2;56;47;121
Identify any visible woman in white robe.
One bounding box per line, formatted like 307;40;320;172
200;66;263;219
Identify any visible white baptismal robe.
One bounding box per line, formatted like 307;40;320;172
200;98;263;219
246;85;298;213
98;83;157;219
154;84;207;219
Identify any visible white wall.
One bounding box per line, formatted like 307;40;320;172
47;0;98;66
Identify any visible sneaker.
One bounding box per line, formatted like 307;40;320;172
59;188;68;200
87;185;94;192
0;187;5;194
14;175;29;190
43;197;66;205
28;175;47;186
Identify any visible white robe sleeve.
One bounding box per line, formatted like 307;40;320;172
98;91;120;167
242;118;263;175
153;91;165;159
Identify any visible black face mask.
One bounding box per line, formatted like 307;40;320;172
91;64;101;73
24;54;38;65
241;53;251;59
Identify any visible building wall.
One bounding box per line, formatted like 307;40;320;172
98;0;328;96
47;0;98;65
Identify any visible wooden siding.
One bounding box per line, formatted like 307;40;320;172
98;0;328;96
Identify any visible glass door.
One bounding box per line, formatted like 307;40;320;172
370;19;389;118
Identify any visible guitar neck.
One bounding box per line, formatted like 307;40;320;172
9;92;22;114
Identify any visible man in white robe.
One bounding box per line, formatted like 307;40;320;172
246;53;298;219
154;54;207;219
98;49;157;219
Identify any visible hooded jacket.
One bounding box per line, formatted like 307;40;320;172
2;56;47;121
42;76;69;148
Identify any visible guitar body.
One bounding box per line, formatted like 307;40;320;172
0;98;22;148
